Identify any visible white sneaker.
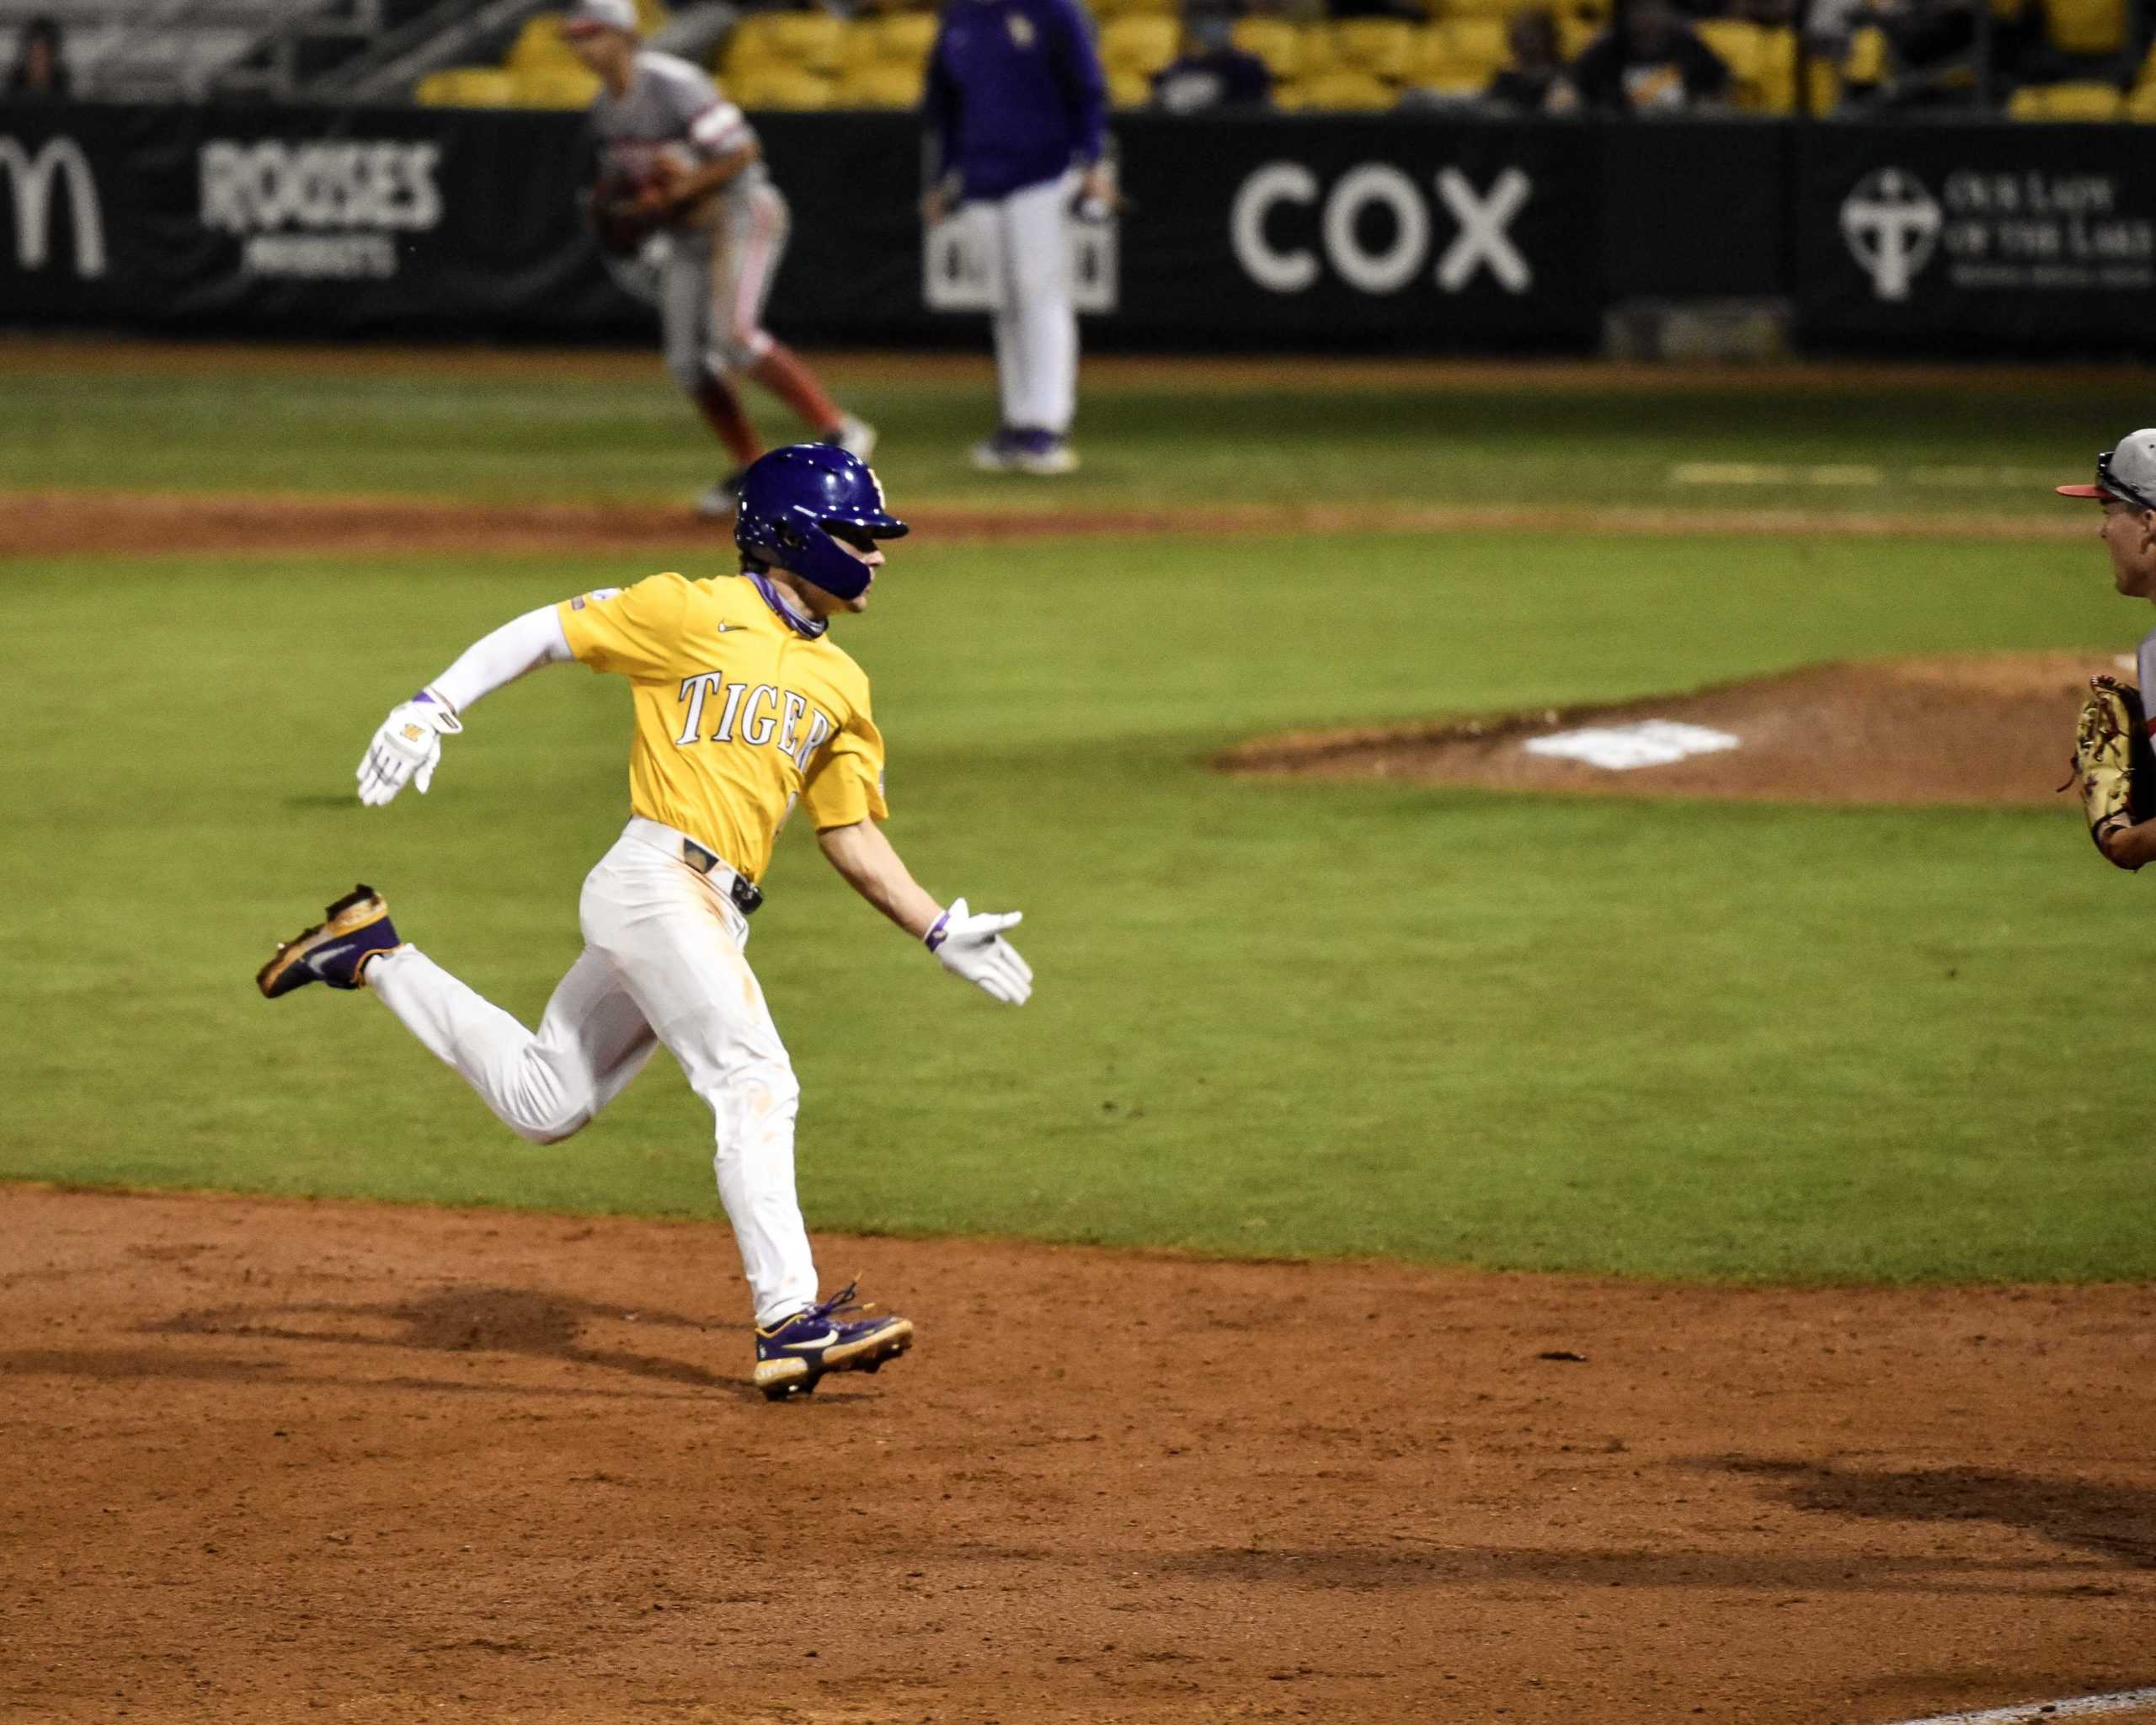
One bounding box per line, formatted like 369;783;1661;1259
1010;436;1079;476
969;433;1017;473
696;469;746;520
827;416;878;462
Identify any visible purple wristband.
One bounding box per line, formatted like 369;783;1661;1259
924;911;952;952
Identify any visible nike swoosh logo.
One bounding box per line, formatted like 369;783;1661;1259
783;1327;839;1351
309;943;355;968
716;623;738;633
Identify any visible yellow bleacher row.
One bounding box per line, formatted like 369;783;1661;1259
416;1;2156;119
1223;13;1791;109
415;5;1732;113
417;5;929;109
418;1;666;108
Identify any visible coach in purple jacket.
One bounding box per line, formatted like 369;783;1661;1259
921;0;1113;475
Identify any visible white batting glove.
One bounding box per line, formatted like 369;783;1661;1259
926;898;1032;1006
356;692;462;807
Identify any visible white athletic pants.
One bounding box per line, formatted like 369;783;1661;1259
659;183;790;387
367;818;819;1327
970;172;1077;436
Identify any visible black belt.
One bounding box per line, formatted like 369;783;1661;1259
680;838;763;916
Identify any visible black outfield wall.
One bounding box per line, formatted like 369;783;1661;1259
1;101;2150;353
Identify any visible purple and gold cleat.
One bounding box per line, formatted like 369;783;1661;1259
754;1280;914;1402
256;884;403;998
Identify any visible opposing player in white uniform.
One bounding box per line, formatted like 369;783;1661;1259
256;447;1032;1400
566;0;873;517
2058;430;2156;872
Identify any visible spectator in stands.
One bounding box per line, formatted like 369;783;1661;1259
1569;0;1731;110
1483;8;1579;110
7;15;71;99
1150;10;1273;109
1841;0;1983;106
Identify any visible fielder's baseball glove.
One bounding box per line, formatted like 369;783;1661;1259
2069;674;2152;862
584;163;662;259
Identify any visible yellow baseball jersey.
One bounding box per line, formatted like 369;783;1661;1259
558;572;887;883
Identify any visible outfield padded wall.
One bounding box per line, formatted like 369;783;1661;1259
1;103;2153;352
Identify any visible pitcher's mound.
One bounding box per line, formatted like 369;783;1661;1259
1219;653;2133;806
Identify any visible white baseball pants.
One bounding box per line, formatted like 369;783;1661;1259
367;818;819;1327
968;172;1078;435
659;182;790;387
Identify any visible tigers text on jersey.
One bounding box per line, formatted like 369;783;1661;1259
558;573;887;882
589;48;768;224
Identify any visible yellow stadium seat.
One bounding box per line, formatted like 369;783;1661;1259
1694;20;1762;75
1331;16;1415;77
1694;18;1767;105
2127;75;2156;116
1109;63;1157;104
838;19;882;77
415;67;517;105
1099;13;1179;75
514;64;602;105
724;10;845;79
1805;55;1839;112
873;9;939;62
1843;22;1888;83
2008;78;2125;116
506;13;579;75
1430;0;1517;19
2044;0;2126;54
1293;20;1341;74
1417;16;1507;81
835;57;926;104
723;13;780;72
771;9;844;72
1756;24;1798;111
728;63;838;108
1299;66;1396;107
835;13;937;80
1231;15;1304;77
1091;0;1177;18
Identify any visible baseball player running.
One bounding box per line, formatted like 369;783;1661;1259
565;0;875;518
255;447;1033;1400
921;0;1112;476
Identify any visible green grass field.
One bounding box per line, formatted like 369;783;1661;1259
2;339;2143;517
6;344;2155;1283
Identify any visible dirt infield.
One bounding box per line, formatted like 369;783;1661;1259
5;1185;2155;1724
1222;654;2127;808
0;487;2085;560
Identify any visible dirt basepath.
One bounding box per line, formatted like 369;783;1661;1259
1225;654;2126;807
3;1186;2153;1724
0;488;2084;560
